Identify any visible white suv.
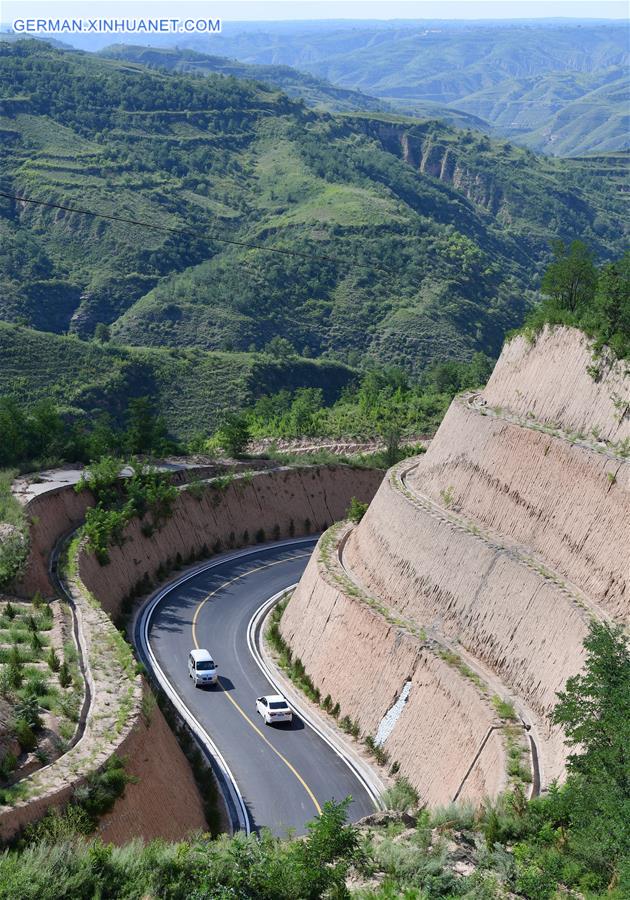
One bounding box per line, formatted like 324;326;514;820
256;694;293;725
188;648;218;687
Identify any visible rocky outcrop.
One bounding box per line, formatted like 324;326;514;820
78;465;383;622
347;117;504;214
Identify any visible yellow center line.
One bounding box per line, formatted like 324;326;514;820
190;553;322;816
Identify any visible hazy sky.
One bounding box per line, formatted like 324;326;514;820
3;1;628;21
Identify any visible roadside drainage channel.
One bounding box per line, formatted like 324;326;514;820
249;589;386;812
48;528;92;755
374;681;412;746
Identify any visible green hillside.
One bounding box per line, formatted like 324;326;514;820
98;44;390;115
98;44;490;132
204;22;629;156
0;322;355;439
0;40;627;379
511;74;630;157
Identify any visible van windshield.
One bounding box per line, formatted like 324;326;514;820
196;661;215;671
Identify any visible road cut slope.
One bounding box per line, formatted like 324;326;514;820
281;326;629;804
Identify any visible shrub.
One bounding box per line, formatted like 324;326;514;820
15;693;43;730
29;631;42;652
14;718;36;752
23;672;49;699
382;776;420;812
7;659;23;689
0;752;17;780
58;661;72;688
346;497;369;523
492;695;517;721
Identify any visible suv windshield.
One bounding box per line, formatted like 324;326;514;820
196;661;215;671
269;701;288;710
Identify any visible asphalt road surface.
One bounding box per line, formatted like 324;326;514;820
146;539;376;835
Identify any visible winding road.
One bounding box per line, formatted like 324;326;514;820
135;539;376;836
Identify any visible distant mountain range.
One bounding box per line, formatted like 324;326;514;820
2;21;628;155
177;20;629;156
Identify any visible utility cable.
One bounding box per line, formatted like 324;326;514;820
0;190;388;273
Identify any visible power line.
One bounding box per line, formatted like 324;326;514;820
0;190;387;273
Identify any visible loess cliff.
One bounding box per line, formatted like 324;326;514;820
281;326;629;806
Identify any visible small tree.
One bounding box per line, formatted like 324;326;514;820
125;397;169;456
553;621;630;881
540;240;597;316
93;323;111;343
264;336;297;361
214;413;250;458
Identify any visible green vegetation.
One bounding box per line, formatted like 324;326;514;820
0;600;81;794
0;389;175;471
381;776;421;813
100;44;391;115
18;755;133;846
0;470;28;588
245;355;493;444
0;322;355;446
519;243;630;360
1;41;626;383
346;497;369;523
0;348;489;474
0;798;361;899
212;413;251;459
266;597;322;706
76;458;178;564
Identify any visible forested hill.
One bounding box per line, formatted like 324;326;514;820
98;44;390;115
0;40;627;376
98;44;488;133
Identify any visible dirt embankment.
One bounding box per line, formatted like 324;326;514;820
410;400;629;621
15;483;92;597
281;535;506;807
96;697;207;845
78;465;383;622
280;328;628;803
343;472;586;774
0;684;206;845
12;461;268;598
483;325;630;443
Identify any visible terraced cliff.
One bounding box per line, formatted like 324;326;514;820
281;326;629;806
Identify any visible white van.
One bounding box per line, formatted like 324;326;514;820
188;648;218;687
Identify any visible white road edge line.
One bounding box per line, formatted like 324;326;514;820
247;589;386;812
132;538;318;836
